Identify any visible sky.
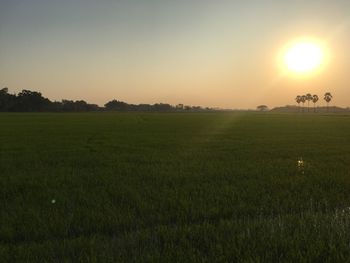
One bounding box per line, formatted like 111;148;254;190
1;0;350;108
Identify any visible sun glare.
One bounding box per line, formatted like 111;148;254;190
284;42;324;73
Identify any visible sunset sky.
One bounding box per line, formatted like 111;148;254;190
1;0;350;108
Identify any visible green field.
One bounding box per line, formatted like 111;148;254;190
1;112;350;262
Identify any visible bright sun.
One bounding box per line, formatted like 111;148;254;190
284;42;324;73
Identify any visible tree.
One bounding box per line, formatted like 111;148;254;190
137;104;152;111
324;92;333;112
300;95;307;112
295;95;301;112
0;87;8;95
15;89;51;111
176;104;184;110
306;93;313;112
104;100;129;111
0;87;15;111
312;94;319;112
153;103;172;112
257;105;268;111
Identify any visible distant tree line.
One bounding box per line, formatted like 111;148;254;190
0;87;212;112
0;88;100;112
295;92;333;112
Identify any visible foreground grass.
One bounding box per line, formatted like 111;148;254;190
1;112;350;262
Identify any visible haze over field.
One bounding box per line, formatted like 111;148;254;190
1;0;350;108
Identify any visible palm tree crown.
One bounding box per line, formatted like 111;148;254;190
324;92;332;103
306;93;313;112
300;95;306;112
306;93;313;101
324;92;333;112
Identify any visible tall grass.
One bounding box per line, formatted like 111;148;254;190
1;113;350;262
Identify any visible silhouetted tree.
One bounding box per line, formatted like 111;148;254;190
61;100;75;111
15;90;51;111
257;105;268;111
0;87;8;94
306;93;313;112
60;100;99;111
48;101;65;112
0;87;16;111
312;94;319;112
324;92;333;112
300;95;307;112
176;104;184;110
137;104;153;112
153;103;172;112
104;100;129;111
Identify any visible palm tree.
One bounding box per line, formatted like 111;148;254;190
306;93;313;112
295;95;301;112
324;92;333;112
300;95;306;112
312;94;319;112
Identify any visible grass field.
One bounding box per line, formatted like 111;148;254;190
1;112;350;262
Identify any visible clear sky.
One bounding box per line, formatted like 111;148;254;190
1;0;350;108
